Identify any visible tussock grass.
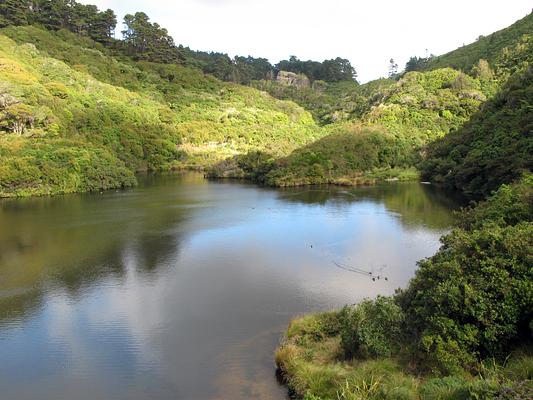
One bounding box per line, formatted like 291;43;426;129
276;312;533;400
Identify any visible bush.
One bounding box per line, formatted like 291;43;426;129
396;176;533;374
340;296;405;359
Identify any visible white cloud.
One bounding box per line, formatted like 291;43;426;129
81;0;531;82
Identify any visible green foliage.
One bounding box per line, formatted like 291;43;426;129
0;4;530;201
254;15;530;192
0;0;362;86
287;311;342;341
0;0;30;27
276;312;532;400
205;150;275;181
251;78;394;125
121;12;181;63
8;0;118;44
254;65;491;188
276;312;420;400
276;177;533;398
0;136;136;197
396;176;533;374
340;297;405;359
405;55;434;72
0;26;323;197
364;68;487;144
184;50;275;84
262;124;418;186
458;174;533;230
276;55;357;83
421;66;533;198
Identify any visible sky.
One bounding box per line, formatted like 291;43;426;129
80;0;532;82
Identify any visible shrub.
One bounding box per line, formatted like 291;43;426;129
396;176;533;374
340;296;405;359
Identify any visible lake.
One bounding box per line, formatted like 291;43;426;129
0;173;461;400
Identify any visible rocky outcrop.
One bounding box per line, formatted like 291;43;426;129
276;71;310;88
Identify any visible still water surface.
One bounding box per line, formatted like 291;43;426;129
0;173;461;400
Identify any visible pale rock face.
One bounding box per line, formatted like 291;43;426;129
276;71;310;88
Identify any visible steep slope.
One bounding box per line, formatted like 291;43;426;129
0;27;322;197
425;12;533;73
421;66;533;198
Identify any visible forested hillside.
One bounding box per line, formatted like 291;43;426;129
239;66;505;186
0;26;322;197
421;66;532;198
246;15;532;190
0;1;531;199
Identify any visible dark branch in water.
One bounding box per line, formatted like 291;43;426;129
331;261;388;281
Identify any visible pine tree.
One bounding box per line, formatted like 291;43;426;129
0;0;30;27
33;0;69;31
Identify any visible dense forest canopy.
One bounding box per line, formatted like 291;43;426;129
0;0;116;42
275;55;357;82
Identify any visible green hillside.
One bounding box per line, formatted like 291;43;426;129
250;79;395;125
425;12;533;73
244;67;492;187
1;6;531;197
0;27;322;197
260;124;418;186
243;14;532;189
421;66;533;198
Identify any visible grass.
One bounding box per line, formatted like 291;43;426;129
276;312;533;400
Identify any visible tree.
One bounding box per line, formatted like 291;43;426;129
0;0;30;27
97;9;117;41
233;56;274;84
471;59;494;80
321;58;357;82
405;56;425;72
388;58;398;77
32;0;70;30
404;55;435;72
275;56;357;83
1;103;35;135
122;12;179;63
68;2;95;36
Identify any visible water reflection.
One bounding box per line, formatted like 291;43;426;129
0;173;461;400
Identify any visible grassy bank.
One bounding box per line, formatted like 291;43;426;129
277;312;532;400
